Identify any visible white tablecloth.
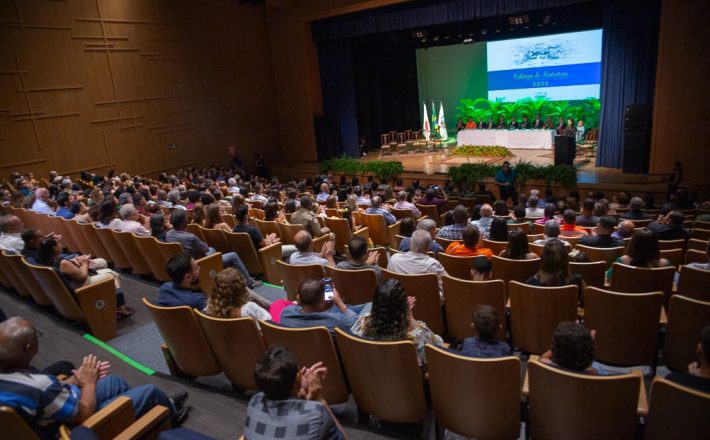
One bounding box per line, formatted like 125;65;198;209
456;129;555;149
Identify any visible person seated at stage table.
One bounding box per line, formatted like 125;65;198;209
508;116;520;130
478;117;486;129
520;115;530;129
496;116;506;129
533;113;544;129
445;225;494;258
465;117;476;129
484;117;494;129
543;116;554;129
559;209;589;236
456;117;465;132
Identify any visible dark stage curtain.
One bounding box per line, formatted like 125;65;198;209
596;0;660;168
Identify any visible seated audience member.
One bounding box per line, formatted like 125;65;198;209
350;279;443;365
0;317;188;437
157;253;206;309
611;220;635;240
593;199;609;217
533;220;571;249
472;204;495;239
575;198;599;227
445;225;494;258
365;196;396;225
500;230;538;260
250;184;269;204
190;202;206;227
686;240;710;271
291;197;330;238
470;256;493;281
353;186;370;206
559;209;589;236
20;228;44;261
204;203;231;232
264;199;286;223
95;200;122;229
315;182;330;202
527;240;584;304
647;210;689;241
525;196;544;217
460;305;512;358
204;268;271;321
609;191;630;211
540;322;604;374
488;217;509;242
507;205;531;226
620;197;650;220
437;205;470;240
389;230;447;292
492;200;509;216
394;190;421;218
579;216;625;248
149;212;171;242
54;192;74;219
399;218;444;254
244;346;345;440
280;279;361;331
666;325;710;393
289;230;335;267
336;236;382;282
167;209;259;287
116;204;150;236
535;203;558;226
608;229;671;280
71;201;91;223
0;214;25;253
418;188;448;212
233;205;295;257
31;188;54;215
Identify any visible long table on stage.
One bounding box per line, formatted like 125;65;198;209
456;129;555;149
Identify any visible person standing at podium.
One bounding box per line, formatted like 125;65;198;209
495;161;517;203
563;118;576;139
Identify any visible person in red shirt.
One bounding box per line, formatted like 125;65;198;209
465;117;476;129
559;209;589;236
445;225;494;258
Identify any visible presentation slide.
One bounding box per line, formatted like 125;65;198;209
486;29;602;101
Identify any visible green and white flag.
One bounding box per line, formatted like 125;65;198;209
438;101;448;140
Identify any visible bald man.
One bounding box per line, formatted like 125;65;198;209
288;230;335;267
31;188;54;214
0;317;188;436
472;204;494;239
0;214;25;253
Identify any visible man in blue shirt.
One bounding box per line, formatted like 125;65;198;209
0;317;187;438
280;279;367;332
156;253;207;310
365;196;396;225
494;161;517;203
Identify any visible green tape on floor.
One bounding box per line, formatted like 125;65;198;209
83;334;156;376
262;282;284;290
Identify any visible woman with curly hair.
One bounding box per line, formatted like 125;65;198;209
204;268;271;322
350;279;443;364
190;202;206;227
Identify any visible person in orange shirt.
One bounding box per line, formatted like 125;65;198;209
445;225;494;258
559;209;589;236
465;117;477;129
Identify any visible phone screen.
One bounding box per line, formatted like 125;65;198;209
322;277;334;301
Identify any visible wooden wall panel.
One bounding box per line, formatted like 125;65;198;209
648;0;709;189
0;0;278;178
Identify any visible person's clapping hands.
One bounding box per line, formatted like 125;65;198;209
298;362;328;401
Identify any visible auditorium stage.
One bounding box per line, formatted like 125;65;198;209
271;147;669;197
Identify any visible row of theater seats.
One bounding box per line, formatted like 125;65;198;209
145;290;709;439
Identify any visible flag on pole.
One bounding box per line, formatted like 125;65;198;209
431;100;438;130
422;102;431;141
438;101;448;140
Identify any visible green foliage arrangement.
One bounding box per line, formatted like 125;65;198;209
448;159;578;189
456;96;600;129
451;145;511;157
320;157;404;182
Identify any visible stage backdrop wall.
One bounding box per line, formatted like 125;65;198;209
0;0;278;178
649;0;710;189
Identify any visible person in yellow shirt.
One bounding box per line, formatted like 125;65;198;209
445;225;493;258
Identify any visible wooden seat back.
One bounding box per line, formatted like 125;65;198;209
660;248;684;268
76;222;111;262
363;214;399;247
94;226;131;269
26;260;117;340
0;406;40;440
276;261;324;301
261;321;349;404
425;345;520;439
576;245;625;269
381;269;444;335
335;328;428;423
506;222;530;234
224;231;282;284
325;217;353;254
684;249;706;264
1;251;50;304
254;218;281;240
277;222;304;245
610;263;675;305
133;235;173;282
664;295;710;372
691;228;710;241
584;287;663;366
194;310;264;391
569;261;606;288
199;226;231;253
687;238;708;251
644;377;710;440
434;236;457;250
142;299;221;377
185;223;205;241
112;231;152;275
437;253;477;280
195;253;223;297
324;265;377;305
491;256;541;296
509;281;578;354
482;239;508;255
442;276;506;341
390;207;416;221
528;359;643;440
677;265;710;301
658;239;686;250
416;204;440;226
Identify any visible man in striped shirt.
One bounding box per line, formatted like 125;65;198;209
0;317;188;438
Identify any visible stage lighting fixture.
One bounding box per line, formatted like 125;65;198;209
412;30;427;38
508;15;529;25
433;36;440;42
481;29;488;35
463;37;474;44
543;14;551;24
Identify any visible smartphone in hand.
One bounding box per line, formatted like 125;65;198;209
322;277;334;301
